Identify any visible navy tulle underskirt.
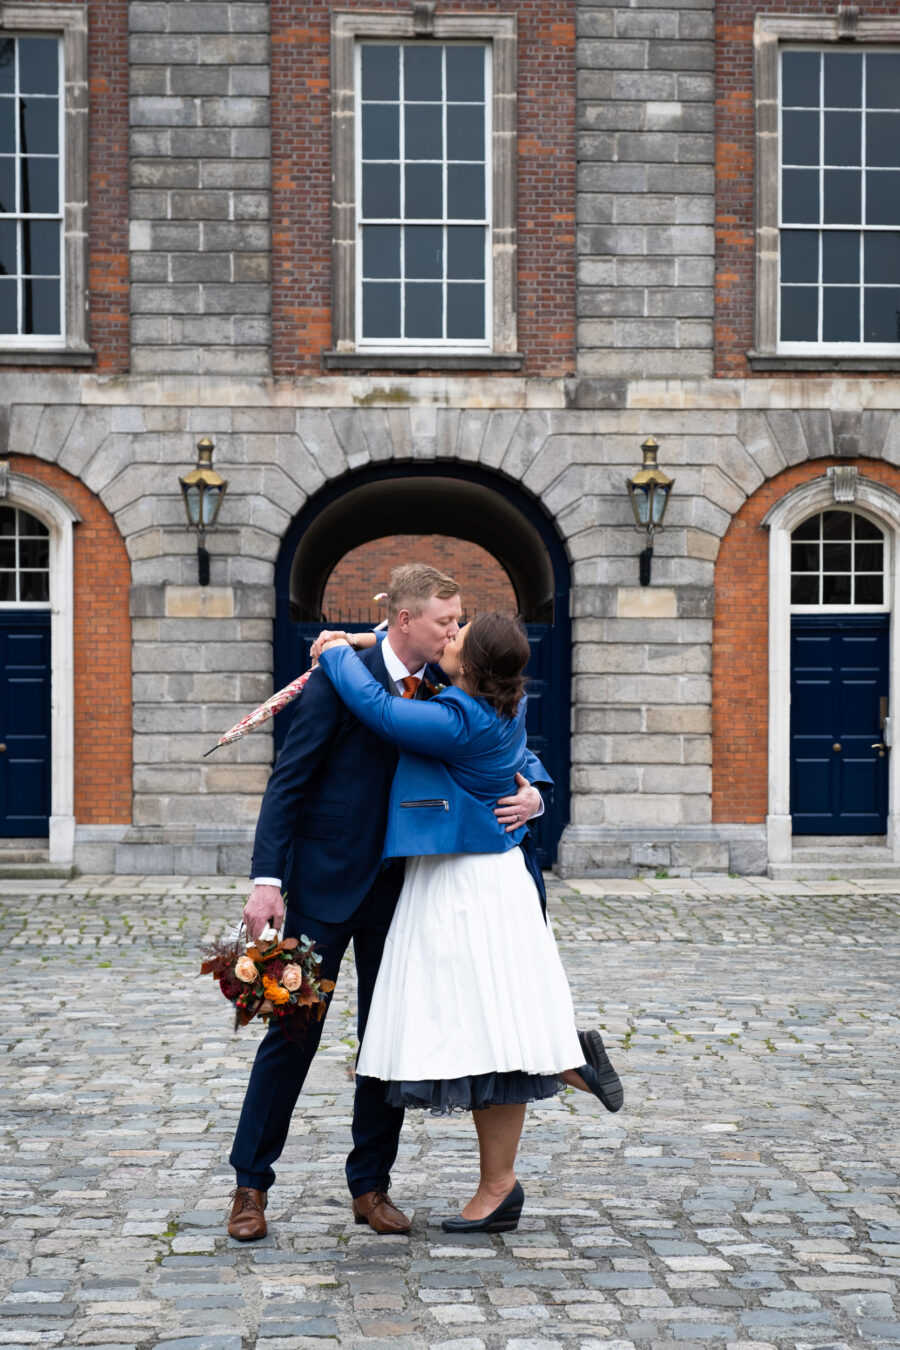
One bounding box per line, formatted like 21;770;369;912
382;1070;563;1115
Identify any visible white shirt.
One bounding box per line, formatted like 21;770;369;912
254;632;540;889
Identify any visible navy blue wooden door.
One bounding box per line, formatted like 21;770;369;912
279;622;561;866
0;613;52;836
790;615;889;835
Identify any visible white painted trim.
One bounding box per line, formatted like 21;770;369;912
763;474;900;861
3;472;80;861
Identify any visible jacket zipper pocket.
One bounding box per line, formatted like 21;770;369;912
399;798;450;810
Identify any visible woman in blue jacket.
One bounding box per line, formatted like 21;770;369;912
317;612;622;1234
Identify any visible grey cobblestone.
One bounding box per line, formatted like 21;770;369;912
1;876;897;1348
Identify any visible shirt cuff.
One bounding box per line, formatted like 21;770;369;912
253;876;282;889
530;793;545;820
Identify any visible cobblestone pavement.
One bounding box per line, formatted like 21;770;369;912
2;872;899;1350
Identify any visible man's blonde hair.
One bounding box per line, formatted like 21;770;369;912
387;563;461;623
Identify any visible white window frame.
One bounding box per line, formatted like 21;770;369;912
0;4;89;362
328;9;520;369
789;506;891;613
354;39;493;353
753;13;900;368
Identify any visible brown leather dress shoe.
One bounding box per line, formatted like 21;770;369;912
227;1186;268;1241
352;1189;411;1234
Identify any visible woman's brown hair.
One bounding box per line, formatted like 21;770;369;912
461;612;530;719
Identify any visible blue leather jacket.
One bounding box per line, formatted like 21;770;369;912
317;645;551;859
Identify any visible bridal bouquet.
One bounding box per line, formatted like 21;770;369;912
201;927;335;1041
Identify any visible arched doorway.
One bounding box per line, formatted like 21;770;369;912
274;464;571;866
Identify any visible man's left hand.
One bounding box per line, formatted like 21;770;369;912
494;772;542;833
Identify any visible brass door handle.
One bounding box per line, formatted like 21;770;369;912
872;743;886;750
833;743;841;752
0;743;6;753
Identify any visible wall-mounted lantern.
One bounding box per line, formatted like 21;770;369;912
179;437;228;586
625;436;674;586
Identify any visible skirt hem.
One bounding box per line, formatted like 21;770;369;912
380;1069;563;1116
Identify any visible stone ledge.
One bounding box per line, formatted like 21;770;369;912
747;351;900;373
0;349;97;367
323;351;525;372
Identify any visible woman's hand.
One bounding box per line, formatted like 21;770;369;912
309;630;378;662
320;637;351;653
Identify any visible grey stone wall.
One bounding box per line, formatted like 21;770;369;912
575;0;716;385
129;1;271;375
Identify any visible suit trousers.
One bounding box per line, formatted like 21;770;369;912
229;863;405;1197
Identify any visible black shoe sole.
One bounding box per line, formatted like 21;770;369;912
579;1029;624;1112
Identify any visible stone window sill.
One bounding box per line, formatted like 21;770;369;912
0;348;97;368
748;351;900;373
323;350;524;372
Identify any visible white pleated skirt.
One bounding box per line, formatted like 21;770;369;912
358;847;584;1108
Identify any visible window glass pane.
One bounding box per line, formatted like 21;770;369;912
823;286;859;341
0;98;13;154
19;510;48;536
446;47;484;102
447;105;484;161
866;114;900;169
822;573;851;603
824;111;860;166
866;171;900;226
19;537;48;568
825;52;862;108
19;571;49;603
404;104;442;160
21;98;58;156
0;217;15;274
864;287;900;342
362;163;400;218
791;575;819;603
447;163;484;219
781;230;818;283
20;158;57;214
855;541;883;571
23;277;59;335
362;105;399;160
793;515;820;540
362;281;400;338
0;505;15;535
783;51;820;108
22;220;58;276
0;40;13;95
18;39;57;95
405;225;442;278
824;169;861;223
867;54;900;111
361;46;399;101
362;225;400;278
0;538;14;567
792;542;820;571
404;47;442;102
448;226;485;280
0;571;14;601
823;511;853;538
781;285;818;340
782;169;819;223
855;574;884;604
404;281;442;338
865;232;900;284
0;275;15;331
823;542;852;571
855;514;883;540
404;163;441;218
447;282;484;339
783;110;819;166
0;157;14;212
822;230;859;283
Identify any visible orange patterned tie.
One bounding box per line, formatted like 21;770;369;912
400;676;421;699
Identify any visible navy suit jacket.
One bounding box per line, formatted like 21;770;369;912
250;641;444;924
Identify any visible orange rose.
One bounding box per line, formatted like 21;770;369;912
262;975;290;1005
281;966;302;991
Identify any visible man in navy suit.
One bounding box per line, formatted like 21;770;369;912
227;564;545;1240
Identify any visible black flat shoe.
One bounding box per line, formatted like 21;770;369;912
441;1180;524;1233
577;1029;624;1112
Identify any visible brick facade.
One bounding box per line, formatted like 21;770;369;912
88;0;130;371
270;0;576;375
712;457;900;824
322;536;517;620
9;457;132;824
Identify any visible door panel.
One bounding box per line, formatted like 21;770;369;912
0;615;52;836
790;617;889;835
